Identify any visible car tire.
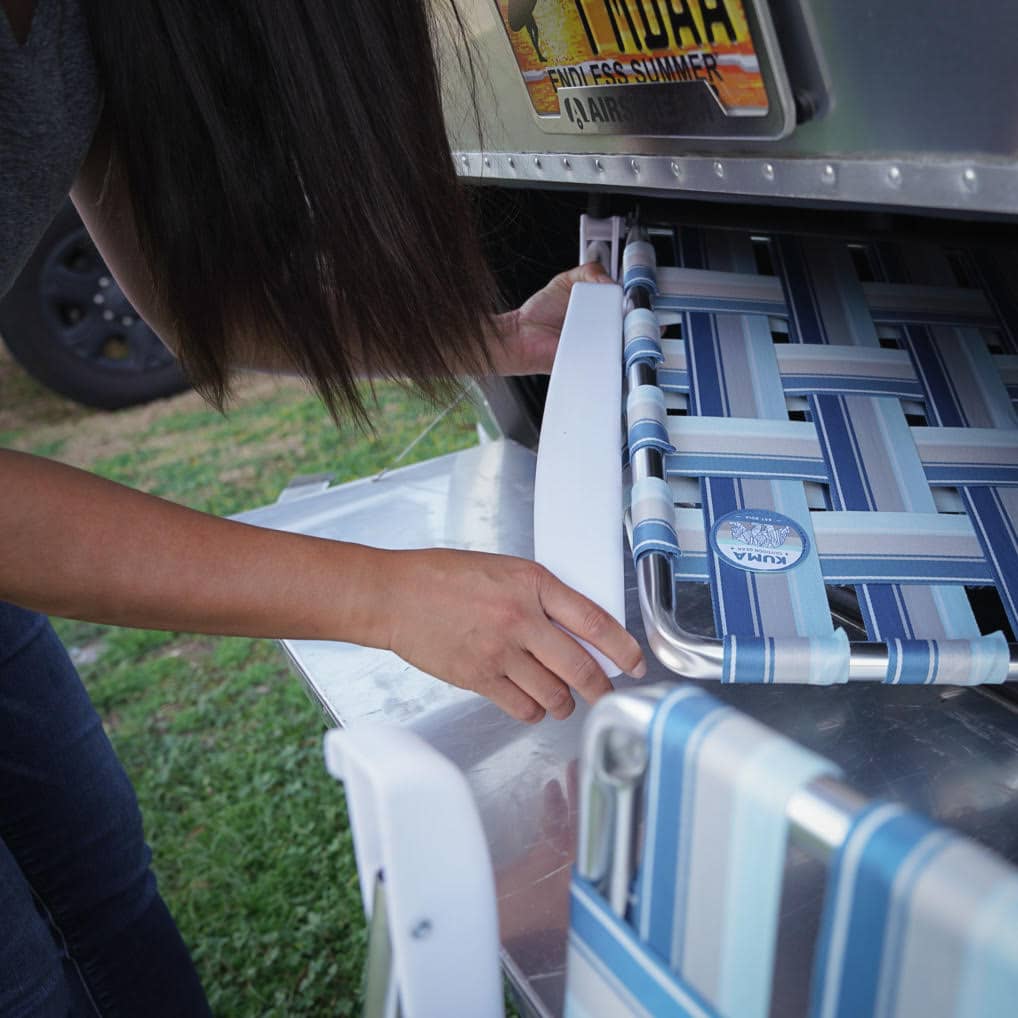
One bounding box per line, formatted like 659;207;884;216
0;201;189;410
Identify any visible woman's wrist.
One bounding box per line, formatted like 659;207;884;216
308;542;402;651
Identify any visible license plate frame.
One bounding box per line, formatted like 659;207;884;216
492;0;795;139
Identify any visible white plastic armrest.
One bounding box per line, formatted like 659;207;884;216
534;281;626;677
324;726;503;1018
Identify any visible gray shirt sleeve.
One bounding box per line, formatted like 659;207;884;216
0;0;101;299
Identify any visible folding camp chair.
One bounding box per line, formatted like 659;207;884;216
325;685;1018;1017
570;683;1018;1018
621;222;1018;685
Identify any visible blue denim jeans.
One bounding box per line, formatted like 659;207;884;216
0;602;211;1017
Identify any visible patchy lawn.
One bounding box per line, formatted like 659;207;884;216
1;346;480;1015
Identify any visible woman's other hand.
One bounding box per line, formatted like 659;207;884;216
492;262;613;376
379;548;645;723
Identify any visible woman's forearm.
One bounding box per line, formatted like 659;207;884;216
0;449;644;724
0;450;390;644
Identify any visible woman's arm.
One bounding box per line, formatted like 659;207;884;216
0;450;644;721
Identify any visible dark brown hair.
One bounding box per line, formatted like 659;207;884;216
83;0;497;423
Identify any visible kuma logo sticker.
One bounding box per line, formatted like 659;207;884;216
710;509;809;574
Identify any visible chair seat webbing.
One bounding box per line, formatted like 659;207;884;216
660;417;1018;489
775;344;926;401
884;635;1009;685
876;242;1018;638
970;249;1018;350
809;802;1018;1018
680;229;834;647
633;687;840;1016
629;224;1015;684
654;266;996;329
624;307;665;372
775;236;983;647
628;384;674;456
1001;356;1018;406
807;510;993;585
658;340;947;404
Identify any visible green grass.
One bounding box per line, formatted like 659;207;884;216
3;360;484;1015
86;382;481;517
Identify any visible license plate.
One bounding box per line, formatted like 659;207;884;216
493;0;793;138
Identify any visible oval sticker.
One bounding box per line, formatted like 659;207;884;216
710;509;809;574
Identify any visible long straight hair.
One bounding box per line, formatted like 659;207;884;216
82;1;496;423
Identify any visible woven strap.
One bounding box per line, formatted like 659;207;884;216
628;384;675;456
876;241;1018;638
677;230;838;649
624;307;665;371
631;476;682;562
629;225;1014;684
566;876;719;1018
810;803;1018;1018
634;687;840;1016
775;236;982;646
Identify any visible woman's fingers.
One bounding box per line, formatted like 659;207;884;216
554;262;613;288
383;549;646;725
506;649;577;720
476;673;546;725
526;619;615;704
534;568;646;681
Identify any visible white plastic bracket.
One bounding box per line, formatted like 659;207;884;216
579;214;624;281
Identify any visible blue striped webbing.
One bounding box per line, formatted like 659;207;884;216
809;801;1018;1018
628;226;1015;685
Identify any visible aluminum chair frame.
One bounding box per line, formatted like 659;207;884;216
576;684;865;920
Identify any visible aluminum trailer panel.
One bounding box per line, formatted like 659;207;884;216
442;1;1018;216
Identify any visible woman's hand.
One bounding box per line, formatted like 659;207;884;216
379;548;645;723
492;262;613;376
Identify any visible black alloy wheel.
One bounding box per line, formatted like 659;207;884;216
0;201;188;409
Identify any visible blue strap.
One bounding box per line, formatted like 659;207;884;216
861;281;996;328
884;634;1009;685
664;417;830;483
668;506;998;587
677;229;832;643
566;877;719;1018
810;802;1018;1018
810;803;940;1018
658;339;690;394
775;344;925;401
969;248;1018;353
635;686;840;1016
631;477;681;562
775;236;983;645
628;384;675;456
624;240;657;295
624;308;664;371
722;632;850;685
661;418;1018;488
876;242;1018;638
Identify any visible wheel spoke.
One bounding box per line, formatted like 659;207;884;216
127;322;175;368
39;262;101;307
20;220;186;401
